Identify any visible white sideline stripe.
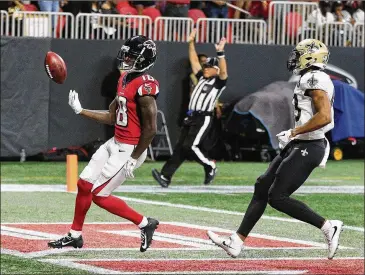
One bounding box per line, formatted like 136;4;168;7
1;184;364;232
1;226;63;240
2;221;363;233
2;184;363;194
0;230;48;240
27;246;337;259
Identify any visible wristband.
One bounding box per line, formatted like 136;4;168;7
217;51;225;58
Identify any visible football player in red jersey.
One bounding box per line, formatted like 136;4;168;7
48;36;159;252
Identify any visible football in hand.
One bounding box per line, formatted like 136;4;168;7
44;51;67;84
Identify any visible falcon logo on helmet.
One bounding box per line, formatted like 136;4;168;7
117;35;157;72
143;40;157;56
287;39;330;75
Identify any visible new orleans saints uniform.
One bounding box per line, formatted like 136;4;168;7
207;39;343;260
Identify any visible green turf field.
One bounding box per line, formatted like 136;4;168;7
1;160;364;275
1;160;364;185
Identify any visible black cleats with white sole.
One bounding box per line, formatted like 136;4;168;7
140;217;159;252
48;233;83;249
152;169;170;188
204;167;217;185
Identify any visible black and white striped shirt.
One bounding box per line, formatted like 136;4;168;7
188;70;227;112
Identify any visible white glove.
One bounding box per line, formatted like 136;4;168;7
68;90;83;114
124;157;137;179
276;129;293;149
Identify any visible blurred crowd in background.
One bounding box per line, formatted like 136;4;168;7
0;1;363;23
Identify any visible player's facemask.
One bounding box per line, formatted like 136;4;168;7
117;46;142;72
287;49;300;74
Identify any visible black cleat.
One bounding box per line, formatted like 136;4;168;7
204;167;217;185
140;217;159;252
152;169;170;188
48;233;83;249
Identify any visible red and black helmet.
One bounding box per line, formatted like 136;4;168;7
117;35;157;72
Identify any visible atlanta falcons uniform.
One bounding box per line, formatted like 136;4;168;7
81;73;159;196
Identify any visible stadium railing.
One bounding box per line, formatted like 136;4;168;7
353;23;365;48
196;18;267;44
154;17;194;42
320;22;353;47
11;11;74;38
268;1;318;45
0;9;363;48
75;13;152;40
1;10;9;36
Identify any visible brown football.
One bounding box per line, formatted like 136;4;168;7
44;51;67;84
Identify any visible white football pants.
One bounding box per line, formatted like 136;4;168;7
79;137;147;197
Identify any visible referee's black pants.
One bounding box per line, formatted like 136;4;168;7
161;114;216;180
237;139;327;237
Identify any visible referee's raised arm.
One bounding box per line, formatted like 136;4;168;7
215;37;228;80
188;29;202;75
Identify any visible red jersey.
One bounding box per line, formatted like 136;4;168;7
114;72;159;145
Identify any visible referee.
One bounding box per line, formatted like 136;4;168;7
152;28;228;187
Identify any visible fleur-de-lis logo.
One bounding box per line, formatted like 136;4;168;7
307;74;318;87
307;41;319;53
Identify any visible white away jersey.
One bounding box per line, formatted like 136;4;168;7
293;70;334;140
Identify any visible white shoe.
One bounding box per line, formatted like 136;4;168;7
207;231;243;258
322;220;344;259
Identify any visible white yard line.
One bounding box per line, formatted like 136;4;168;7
118;196;365;233
165;222;352;249
1;225;63;240
1;184;363;194
1;183;364;232
26;246;337;259
1;222;353;249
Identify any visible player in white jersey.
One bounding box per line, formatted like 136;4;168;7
207;39;343;260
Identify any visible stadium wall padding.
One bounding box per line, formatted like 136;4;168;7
1;37;364;157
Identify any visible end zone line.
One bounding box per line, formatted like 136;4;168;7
26;246;354;259
1;222;355;250
118;195;365;232
165;222;352;249
49;256;365;261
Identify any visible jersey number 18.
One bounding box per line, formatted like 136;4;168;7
116;96;128;127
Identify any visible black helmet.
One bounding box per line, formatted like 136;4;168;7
117;35;157;72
